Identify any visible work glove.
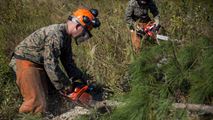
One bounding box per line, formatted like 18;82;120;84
136;28;145;36
72;79;86;88
59;86;73;97
153;15;160;26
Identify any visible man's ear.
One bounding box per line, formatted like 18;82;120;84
75;24;82;30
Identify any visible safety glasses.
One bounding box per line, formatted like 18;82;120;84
68;16;100;29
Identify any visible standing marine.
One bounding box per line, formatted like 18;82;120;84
125;0;160;52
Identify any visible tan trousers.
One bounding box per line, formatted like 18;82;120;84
131;22;148;53
16;59;47;113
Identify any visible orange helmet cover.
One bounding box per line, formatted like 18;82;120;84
73;8;95;30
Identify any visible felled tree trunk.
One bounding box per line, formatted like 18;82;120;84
52;100;121;120
172;103;213;114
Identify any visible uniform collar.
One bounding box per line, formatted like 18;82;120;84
62;23;71;40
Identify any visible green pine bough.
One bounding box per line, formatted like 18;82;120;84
100;37;213;120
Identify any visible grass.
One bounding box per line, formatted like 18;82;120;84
0;0;213;119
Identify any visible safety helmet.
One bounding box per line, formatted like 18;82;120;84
72;8;100;30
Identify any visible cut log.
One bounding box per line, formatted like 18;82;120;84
172;103;213;114
52;100;121;120
92;100;121;108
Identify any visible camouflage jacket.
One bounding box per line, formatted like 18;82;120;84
125;0;159;25
9;23;84;90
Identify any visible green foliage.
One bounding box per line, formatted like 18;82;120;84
0;0;67;119
0;0;213;119
157;0;213;40
0;22;19;119
71;0;131;90
187;38;213;104
100;38;212;120
15;113;43;120
0;52;20;119
98;1;213;120
103;43;173;120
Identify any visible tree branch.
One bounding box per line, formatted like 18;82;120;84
172;103;213;114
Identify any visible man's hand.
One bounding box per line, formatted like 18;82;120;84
154;15;160;26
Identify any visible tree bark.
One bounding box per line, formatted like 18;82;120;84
52;100;121;120
172;103;213;114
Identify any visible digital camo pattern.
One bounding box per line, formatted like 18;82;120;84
9;23;84;90
125;0;159;25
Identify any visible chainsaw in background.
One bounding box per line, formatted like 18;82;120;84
136;21;169;44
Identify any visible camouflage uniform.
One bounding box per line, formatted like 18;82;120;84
125;0;159;26
9;23;84;90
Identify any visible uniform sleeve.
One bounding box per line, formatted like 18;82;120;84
125;0;135;25
43;34;68;90
148;0;159;17
60;40;84;82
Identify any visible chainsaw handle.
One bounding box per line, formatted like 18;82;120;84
68;86;89;101
75;86;89;99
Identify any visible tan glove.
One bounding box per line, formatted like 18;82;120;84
154;15;160;26
59;86;73;96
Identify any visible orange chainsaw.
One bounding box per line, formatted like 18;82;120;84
67;85;93;106
61;80;95;107
136;21;169;44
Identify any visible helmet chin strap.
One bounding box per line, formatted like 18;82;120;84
74;28;92;45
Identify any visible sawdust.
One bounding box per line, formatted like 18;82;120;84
50;100;121;120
